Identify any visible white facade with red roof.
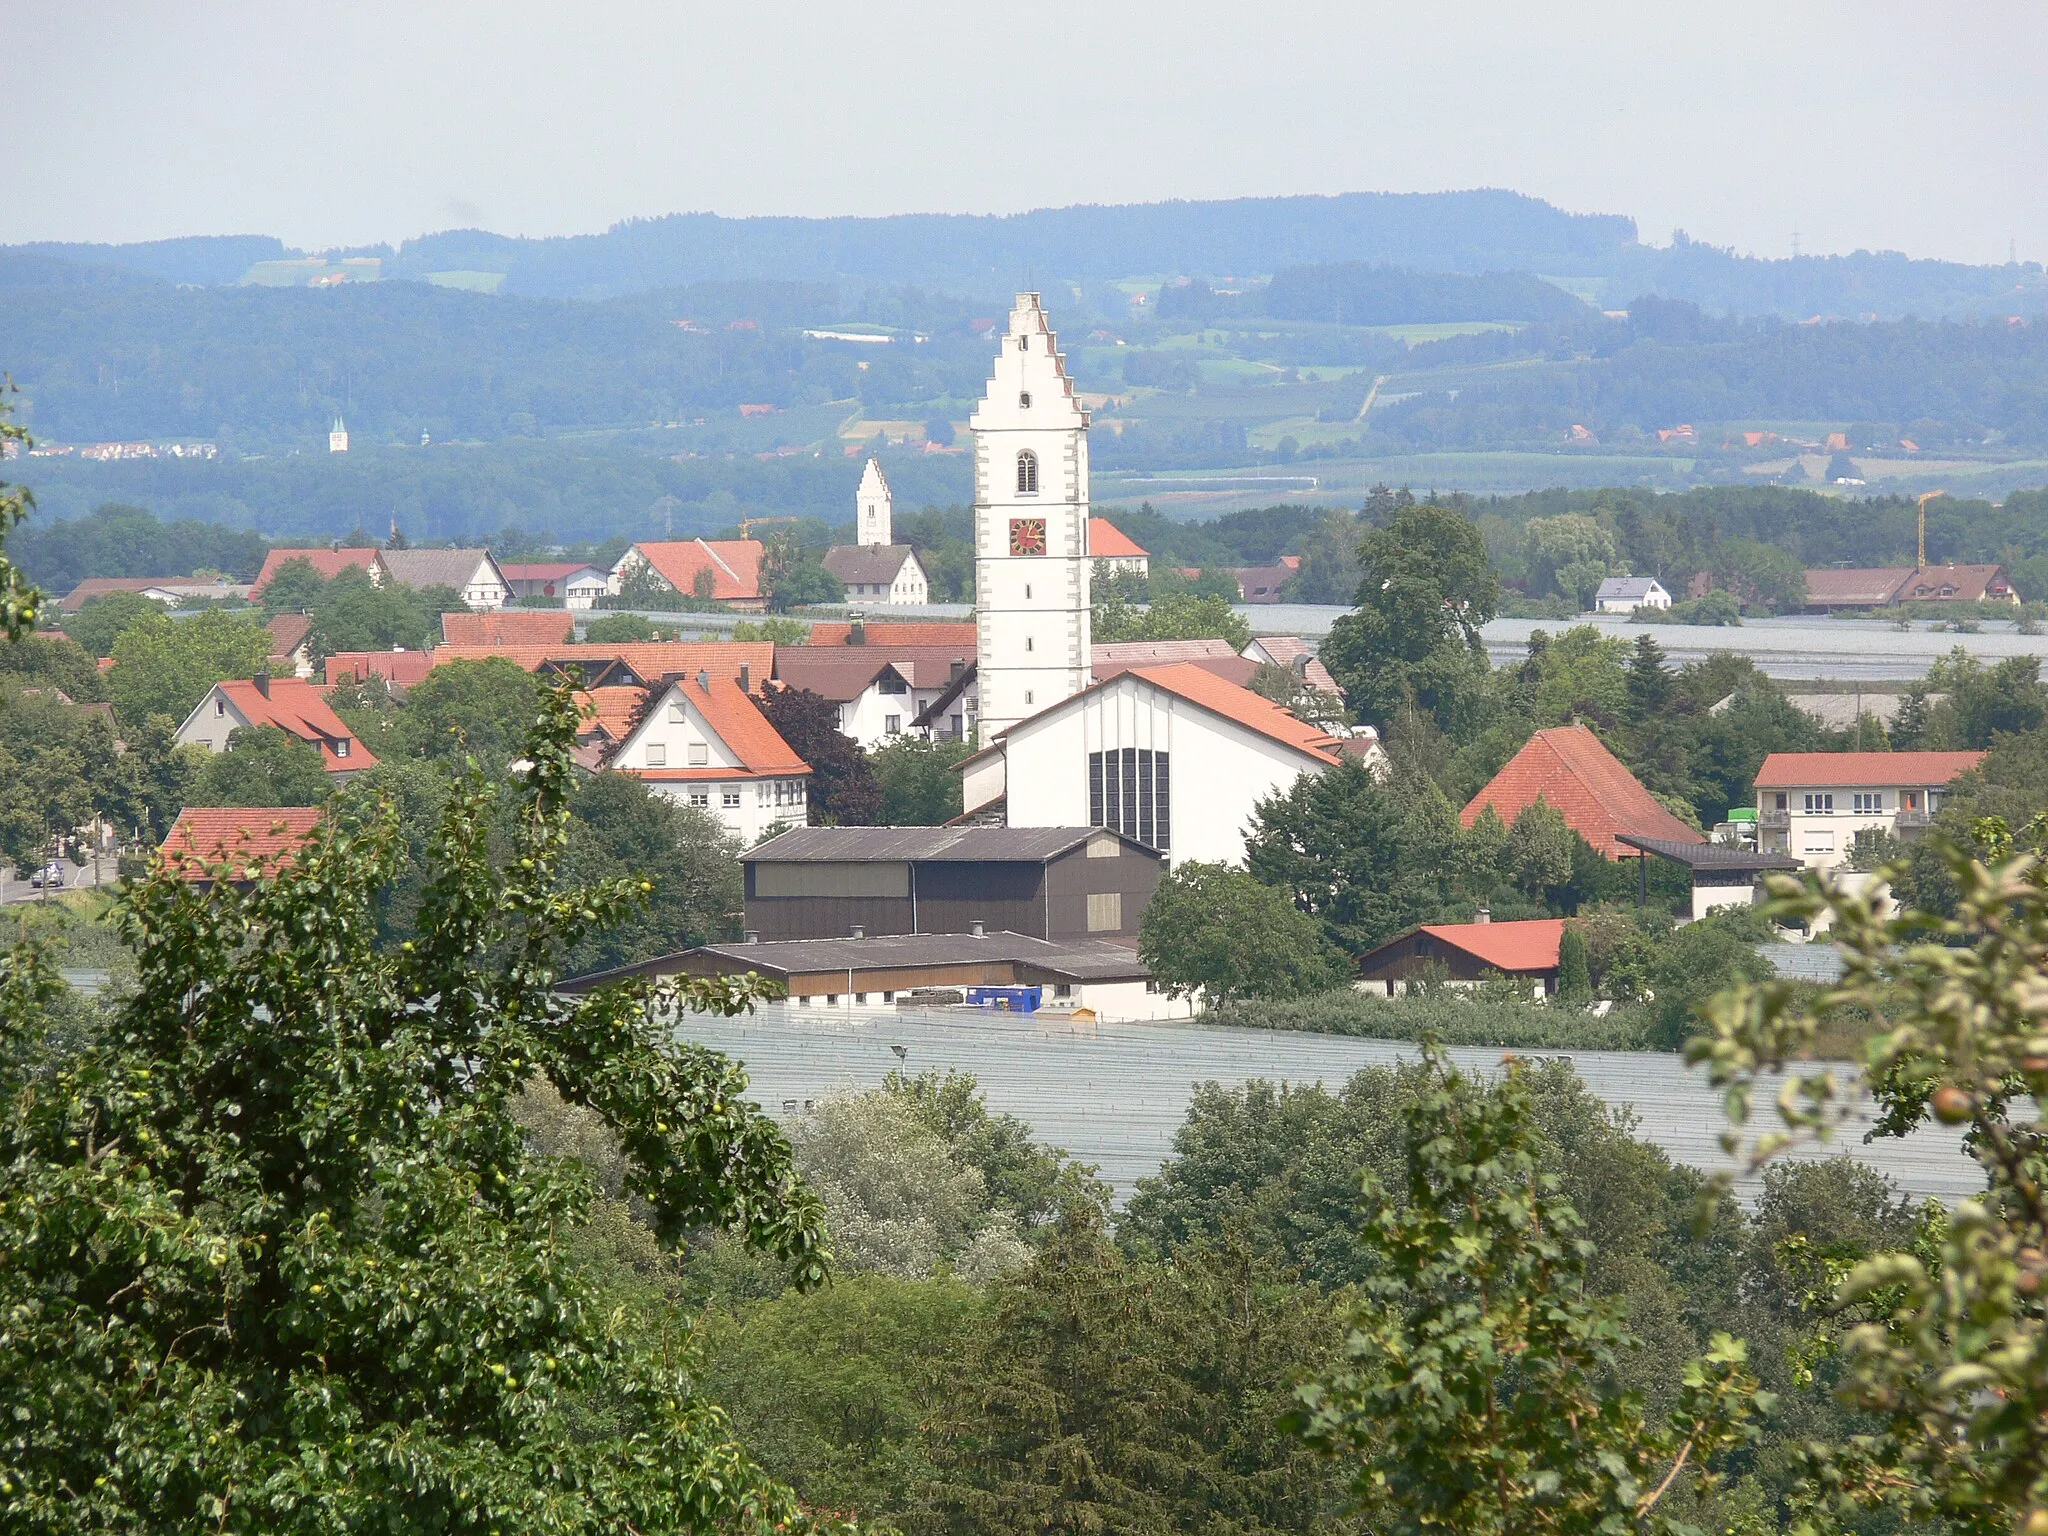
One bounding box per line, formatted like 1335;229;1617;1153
606;671;810;842
963;660;1375;868
174;675;377;780
1088;517;1149;579
608;539;766;610
1755;750;1986;870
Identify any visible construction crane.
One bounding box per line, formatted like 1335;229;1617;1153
737;515;799;540
1917;489;1946;568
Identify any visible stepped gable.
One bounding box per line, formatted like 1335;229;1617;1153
1462;723;1701;858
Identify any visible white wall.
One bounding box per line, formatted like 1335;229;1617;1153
616;682;808;843
175;687;248;754
835;667;976;748
1760;783;1946;872
1002;673;1327;867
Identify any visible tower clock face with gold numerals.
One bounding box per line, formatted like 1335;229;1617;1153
1008;517;1047;557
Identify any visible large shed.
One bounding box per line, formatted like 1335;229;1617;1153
742;825;1164;944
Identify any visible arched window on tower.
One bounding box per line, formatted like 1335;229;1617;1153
1019;391;1032;409
1016;450;1039;494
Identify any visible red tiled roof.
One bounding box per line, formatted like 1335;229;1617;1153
1092;638;1239;673
1089;517;1148;558
432;641;774;687
251;548;379;594
577;685;647;742
618;675;808;777
1416;917;1566;974
160;807;324;883
1461;724;1700;858
1800;568;1911;607
626;539;764;602
213;678;378;773
265;612;313;659
58;577;171;612
1895;564;2014;603
807;621;979;648
773;645;976;701
441;609;576;646
325;650;439;687
1754;750;1986;790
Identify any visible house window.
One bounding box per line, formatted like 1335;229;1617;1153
1086;891;1123;932
1054;983;1073;998
1804;793;1834;815
215;697;226;716
722;788;741;808
688;788;710;808
669;702;686;722
1902;791;1921;811
1774;793;1788;811
1016;451;1039;495
1017;334;1028;351
1804;831;1836;855
879;673;908;694
1089;748;1170;851
688;742;708;766
333;739;349;759
646;743;667;767
1852;792;1883;814
885;715;902;735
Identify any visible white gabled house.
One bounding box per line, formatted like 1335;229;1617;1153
1593;575;1671;614
605;670;811;842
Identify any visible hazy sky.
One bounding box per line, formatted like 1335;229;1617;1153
4;1;2043;265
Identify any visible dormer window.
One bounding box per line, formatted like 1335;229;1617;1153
1016;450;1039;494
1019;391;1032;409
333;738;349;758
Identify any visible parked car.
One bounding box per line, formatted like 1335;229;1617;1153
29;861;65;889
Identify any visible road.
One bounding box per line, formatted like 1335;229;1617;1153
673;1003;1984;1207
0;853;121;906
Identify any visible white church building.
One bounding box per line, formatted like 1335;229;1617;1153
821;458;930;605
957;294;1365;866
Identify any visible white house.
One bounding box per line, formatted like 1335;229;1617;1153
605;670;811;843
972;293;1095;740
373;548;512;610
822;545;930;605
772;647;977;748
1755;750;1986;872
498;562;610;609
1594;575;1671;614
1089;517;1149;579
959;660;1373;868
175;675;377;783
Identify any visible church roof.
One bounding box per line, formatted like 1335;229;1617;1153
1002;661;1344;767
821;544;919;584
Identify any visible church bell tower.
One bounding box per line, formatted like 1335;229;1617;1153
856;456;892;546
972;294;1092;740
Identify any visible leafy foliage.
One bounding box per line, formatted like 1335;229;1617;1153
0;683;832;1533
184;723;332;808
758;687;881;826
1285;1050;1768;1536
105;607;271;728
869;735;970;825
1137;860;1353;1006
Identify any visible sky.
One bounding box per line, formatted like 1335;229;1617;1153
3;1;2044;266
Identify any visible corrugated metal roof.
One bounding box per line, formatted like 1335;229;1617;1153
1755;943;1846;983
560;930;1152;989
1615;834;1803;871
746;825;1131;863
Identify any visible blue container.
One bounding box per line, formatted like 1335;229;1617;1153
966;985;1042;1014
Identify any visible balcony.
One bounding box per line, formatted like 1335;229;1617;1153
1894;809;1936;832
1759;810;1790;831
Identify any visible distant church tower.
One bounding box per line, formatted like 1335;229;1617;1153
329;417;349;454
857;456;892;546
972;294;1092;740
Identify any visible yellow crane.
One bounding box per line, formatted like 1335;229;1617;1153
1917;489;1945;568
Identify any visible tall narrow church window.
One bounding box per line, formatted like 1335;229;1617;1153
1018;335;1029;351
1016;450;1039;494
1089;749;1171;851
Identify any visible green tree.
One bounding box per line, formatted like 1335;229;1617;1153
1556;925;1592;1004
762;534;844;612
758;687;881;826
0;743;93;873
880;1069;1107;1236
1283;506;1365;604
870;735;970;824
107;608;271;729
1625;633;1672;723
309;566;438;655
0;632;106;702
1522;513;1616;602
0;684;832;1533
1092;591;1252;649
729;618;813;644
185;724;333;808
561;771;743;974
1286;1049;1766;1536
1321;501;1500;733
62;589;166;658
394;656;547;768
0;378;43;640
258;555;329;618
582;611;661;642
1508;798;1577;900
1138;861;1352;1006
1697;837;2048;1531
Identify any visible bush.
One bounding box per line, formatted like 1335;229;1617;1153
1205;988;1657;1050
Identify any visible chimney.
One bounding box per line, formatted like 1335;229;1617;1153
1475;907;1491;925
742;929;760;944
252;671;270;698
850;924;865;939
969;919;986;938
849;612;866;646
696;669;711;691
739;662;751;693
